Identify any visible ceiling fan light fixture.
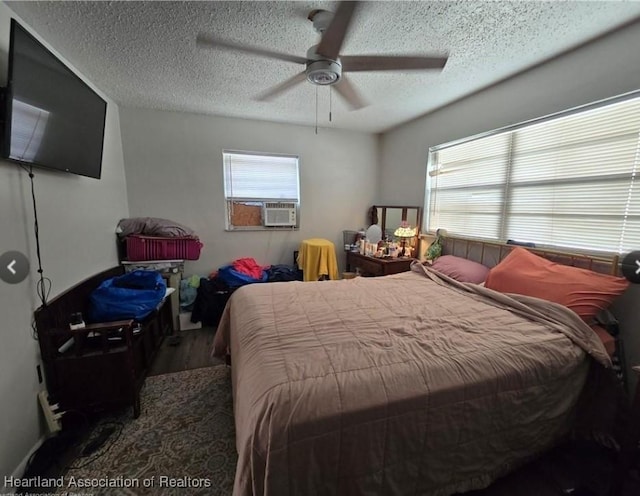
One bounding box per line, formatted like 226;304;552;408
197;1;447;110
306;60;342;86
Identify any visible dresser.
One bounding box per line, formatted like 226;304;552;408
346;252;414;277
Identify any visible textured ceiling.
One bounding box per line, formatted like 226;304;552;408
6;1;640;133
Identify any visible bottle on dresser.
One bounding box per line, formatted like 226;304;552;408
388;242;398;258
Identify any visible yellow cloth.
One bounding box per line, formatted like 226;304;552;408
297;238;339;282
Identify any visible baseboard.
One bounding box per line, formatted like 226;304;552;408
179;312;201;331
3;436;46;492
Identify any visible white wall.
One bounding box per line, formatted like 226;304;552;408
379;19;640;389
119;108;379;275
0;3;129;478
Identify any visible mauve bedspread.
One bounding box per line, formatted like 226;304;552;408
213;263;610;496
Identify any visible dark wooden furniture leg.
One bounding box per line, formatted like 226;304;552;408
610;365;640;496
133;394;141;419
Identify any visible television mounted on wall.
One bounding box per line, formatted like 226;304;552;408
1;19;107;179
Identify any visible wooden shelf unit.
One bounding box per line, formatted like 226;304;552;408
34;266;173;418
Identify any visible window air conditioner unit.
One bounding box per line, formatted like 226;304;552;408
264;202;297;227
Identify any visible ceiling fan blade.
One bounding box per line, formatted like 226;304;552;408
196;34;308;65
333;75;366;110
316;1;358;60
341;55;448;72
256;71;307;101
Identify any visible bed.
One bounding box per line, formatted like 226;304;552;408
212;238;628;496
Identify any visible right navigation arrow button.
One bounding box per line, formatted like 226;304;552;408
621;251;640;283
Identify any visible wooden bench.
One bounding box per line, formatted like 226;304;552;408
34;266;173;418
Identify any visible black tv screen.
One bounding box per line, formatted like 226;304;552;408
2;19;107;179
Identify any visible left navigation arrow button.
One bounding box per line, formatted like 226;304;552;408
0;251;30;284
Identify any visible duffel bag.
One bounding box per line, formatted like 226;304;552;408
89;270;166;322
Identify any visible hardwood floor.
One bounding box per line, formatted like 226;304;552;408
461;440;640;496
148;326;223;376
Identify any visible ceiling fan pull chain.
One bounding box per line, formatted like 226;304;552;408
315;86;319;135
329;86;332;122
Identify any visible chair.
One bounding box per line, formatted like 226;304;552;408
297;238;339;282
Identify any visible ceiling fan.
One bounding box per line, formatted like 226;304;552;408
196;1;448;110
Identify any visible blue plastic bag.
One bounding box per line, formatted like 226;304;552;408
217;265;267;287
89;270;166;322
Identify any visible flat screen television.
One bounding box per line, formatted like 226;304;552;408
1;19;107;179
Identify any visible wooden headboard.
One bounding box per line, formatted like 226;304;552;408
441;235;620;276
438;235;640;393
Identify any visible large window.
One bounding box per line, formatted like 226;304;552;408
427;93;640;254
223;150;300;230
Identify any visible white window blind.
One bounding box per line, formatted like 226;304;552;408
429;133;512;240
223;151;299;201
427;94;640;254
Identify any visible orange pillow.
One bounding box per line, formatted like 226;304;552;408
485;247;628;321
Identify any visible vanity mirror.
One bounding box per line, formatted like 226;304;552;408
374;205;423;240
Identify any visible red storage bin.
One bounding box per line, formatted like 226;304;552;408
125;235;203;261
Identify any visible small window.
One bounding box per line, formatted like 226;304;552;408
223;150;300;230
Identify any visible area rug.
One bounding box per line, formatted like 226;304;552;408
63;366;236;496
